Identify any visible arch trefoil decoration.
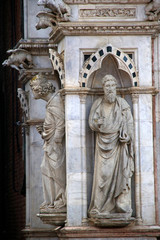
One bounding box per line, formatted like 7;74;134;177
79;44;138;88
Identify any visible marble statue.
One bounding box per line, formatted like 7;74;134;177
30;74;66;213
145;0;160;21
88;75;134;219
2;49;34;72
37;0;71;21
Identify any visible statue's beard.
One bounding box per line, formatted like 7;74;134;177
106;92;116;103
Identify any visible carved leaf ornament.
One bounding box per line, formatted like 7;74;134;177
79;44;138;88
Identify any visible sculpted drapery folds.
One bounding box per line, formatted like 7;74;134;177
88;75;134;218
30;74;66;213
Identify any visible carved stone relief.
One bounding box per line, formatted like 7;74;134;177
36;0;71;31
2;49;34;72
88;74;134;227
79;7;136;18
145;0;160;21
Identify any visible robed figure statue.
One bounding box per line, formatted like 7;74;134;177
88;75;134;219
30;74;66;213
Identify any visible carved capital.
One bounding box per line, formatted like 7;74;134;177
79;93;87;103
131;93;139;104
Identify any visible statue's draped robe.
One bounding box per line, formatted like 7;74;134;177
89;96;134;215
41;92;66;209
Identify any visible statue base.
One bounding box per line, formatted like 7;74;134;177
37;213;66;226
89;213;135;227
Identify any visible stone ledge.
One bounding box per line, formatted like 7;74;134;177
56;225;160;238
61;86;159;96
37;213;66;226
22;225;160;238
88;216;135;227
22;228;58;238
49;21;160;43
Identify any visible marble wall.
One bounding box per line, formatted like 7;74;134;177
21;0;160;239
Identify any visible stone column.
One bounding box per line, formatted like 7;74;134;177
132;93;142;224
65;93;82;226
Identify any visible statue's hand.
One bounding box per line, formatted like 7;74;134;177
96;117;104;126
36;124;43;135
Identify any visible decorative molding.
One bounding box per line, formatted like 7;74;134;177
17;88;29;119
22;225;160;238
16;39;57;56
79;44;138;87
64;0;150;4
22;228;57;238
18;69;54;84
61;86;159;96
56;225;160;238
49;49;65;87
79;7;136;18
49;21;160;42
37;213;66;226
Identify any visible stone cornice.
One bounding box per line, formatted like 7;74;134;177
22;225;160;238
15;39;57;55
49;21;160;42
61;86;159;96
64;0;150;4
18;68;54;83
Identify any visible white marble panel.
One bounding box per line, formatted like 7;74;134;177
67;147;81;173
66;120;81;148
65;37;81;87
24;0;51;38
64;35;151;87
65;95;81;120
139;120;153;147
67;173;85;226
33;56;52;68
140;172;155;224
140;146;154;173
139;94;152;121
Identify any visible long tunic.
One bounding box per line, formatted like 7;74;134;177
41;92;66;205
88;96;134;215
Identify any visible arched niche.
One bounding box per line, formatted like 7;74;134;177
82;45;138;215
79;44;138;89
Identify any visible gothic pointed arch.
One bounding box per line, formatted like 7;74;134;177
49;49;65;88
79;44;138;88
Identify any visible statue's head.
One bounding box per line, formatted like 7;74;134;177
102;74;117;103
30;73;55;100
